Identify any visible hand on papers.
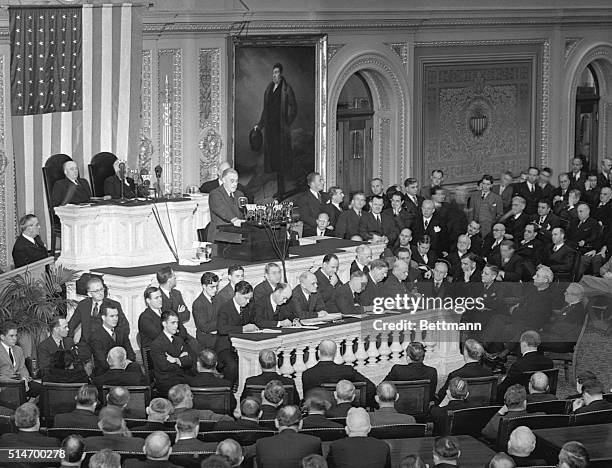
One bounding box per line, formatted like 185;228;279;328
232;219;245;228
243;324;259;333
317;310;329;318
277;319;293;328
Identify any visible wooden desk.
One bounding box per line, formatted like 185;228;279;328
55;197;210;269
535;423;612;465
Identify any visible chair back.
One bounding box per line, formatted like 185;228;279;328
48;427;102;440
521;368;559;395
321;382;367;408
0;380;27;410
243;384;296;405
572;408;612;426
369;423;432;439
89;152;117;197
447;405;502;437
191;387;232;415
40;382;83;424
42;153;73;251
497;413;571;452
527;399;568;414
132;430;176;440
603;392;612;403
0;414;16;434
200;429;276;445
386;380;430;416
463;376;498;406
170;451;214;468
102;385;152;419
299;426;346;441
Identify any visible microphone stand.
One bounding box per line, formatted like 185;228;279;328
120;168;126;201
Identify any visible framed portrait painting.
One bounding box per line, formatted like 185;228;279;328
230;35;327;202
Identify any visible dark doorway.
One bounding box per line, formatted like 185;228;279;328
575;64;600;171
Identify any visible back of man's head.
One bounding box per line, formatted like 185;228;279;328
98;406;124;433
433;436;460;463
147;398;173;422
107;386;130;408
62;434;85;464
216;439;243;467
335;379;355;403
263;380;285;406
258;349;277;370
144;431;172;460
399;455;427;468
168;384;189;407
201;454;232;468
14;403;39;430
276;405;301;429
406;342;426;363
240;397;261;420
488;452;516;468
318;340;336;360
376;382;397;404
504;384;527;410
89;448;120;468
507;426;536;457
464;339;484;361
558;441;589;468
198;348;218;370
581;379;604;397
529;372;549;393
175;409;200;435
301;454;328;468
304;388;331;414
519;330;541;349
345;407;371;436
106;346;127;369
76;384;99;408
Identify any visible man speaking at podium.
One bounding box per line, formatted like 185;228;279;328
206;168;245;242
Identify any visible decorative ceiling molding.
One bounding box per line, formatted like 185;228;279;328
564;37;583;63
327;44;345;63
386;42;409;66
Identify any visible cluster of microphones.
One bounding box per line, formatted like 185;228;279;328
242;200;296;226
134;165;164;199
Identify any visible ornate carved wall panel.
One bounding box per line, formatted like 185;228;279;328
0;54;8;268
198;48;221;183
139;49;153;171
422;60;533;184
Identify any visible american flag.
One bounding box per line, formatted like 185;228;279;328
9;5;142;243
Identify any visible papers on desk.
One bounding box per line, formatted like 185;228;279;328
244;328;282;334
342;314;367;319
285;325;320;330
298;237;317;245
301;313;342;325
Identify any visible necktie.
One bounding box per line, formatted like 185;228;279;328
111;331;116;342
92;303;99;317
481;193;485;199
317;192;321;202
529;183;533;193
363;265;370;275
540;216;545;224
375;214;381;224
424;219;429;229
423;254;428;264
8;347;14;366
59;340;64;350
230;193;235;203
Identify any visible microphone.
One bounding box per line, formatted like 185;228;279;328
119;162;126;177
119;162;126;200
238;197;248;209
154;165;162;179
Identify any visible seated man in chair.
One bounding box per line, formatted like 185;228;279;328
51;160;92;207
103;159;136;199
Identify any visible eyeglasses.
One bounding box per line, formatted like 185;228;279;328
88;288;105;294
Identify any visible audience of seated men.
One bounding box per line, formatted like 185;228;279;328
359;259;389;306
132;398;173;431
92;346;147;387
242;349;298;401
260;380;286;419
187;348;237;413
167;384;232;423
0;402;59;448
38;317;74;378
526;371;558;403
571;378;612;414
214;397;264;432
84;406;143;452
369;382;416;426
507;426;548;467
123;432;183;468
252;282;297;328
90;304;138;376
302;388;343;429
149;311;195;395
43;348;89;383
0;321;40;397
540;282;587;353
496;331;554;401
327;380;357;418
329;270;367;315
53;384;99;429
173;409;217;452
11;213;49;268
437;339;492;402
482;384;532;443
384;342;438;402
255;405;322;468
326;407;391;468
430;378;475;435
302;340;375;408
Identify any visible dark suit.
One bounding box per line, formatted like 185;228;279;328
358;211;398;244
84;433;144;452
192;293;217;349
540;302;587;352
497;351;554;400
437;362;492;401
216;299;256;354
379;274;410;300
532;212;561;246
68;297;129;346
51;177;92;207
90;323;136;375
150;332;194;395
498;253;525;282
410;245;436;271
137;307;192;351
103;175;136;199
212;283;235;316
411;213;448;253
417;279;451;299
299;190;329;237
430;399;476;435
253;280;275;304
513;182;542;215
482;235;503;263
574;399;612;414
206;186;244;242
384;362;438;401
492;184;514;213
160;288;190;324
172;437;217;452
467;232;484;256
123;460;183;468
12;234;48;268
289;286;326;319
403;194;424;225
503;212;530;241
252;296;297;328
256;429;322;468
242;372;298;402
569;171;587;190
323;203;345;232
566;217;601;254
383;207;413;231
359;274;383;307
37;336;75;376
544;243;577;280
53;408;99;429
516;238;545;275
213;418;263;431
302;414;343;429
92;368;147;387
335;209;363;240
131;421;167;432
527;393;558;403
593;201;612;229
327;436;391;468
597;172;611;188
538;183;557;204
329;283;363;315
327;402;353;418
302;361;375;407
0;430;59;447
314;268;340;313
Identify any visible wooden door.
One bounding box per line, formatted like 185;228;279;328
336;115;373;196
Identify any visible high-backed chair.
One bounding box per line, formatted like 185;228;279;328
0;380;27;410
572;408;612;426
321;382;367;408
521;368;559;395
544;307;590;381
463;376;499;406
0;414;15;434
40;382;83;425
191;387;232;415
200;429;276;445
101;385;152;419
526;399;568;415
369;423;432;439
89;152;117;197
243;384;296;405
42;153;73;254
386;380;430;419
446;405;502;437
48;427;101;440
298;427;346;442
496;413;571;452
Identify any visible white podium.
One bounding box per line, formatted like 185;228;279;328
55;197;210;269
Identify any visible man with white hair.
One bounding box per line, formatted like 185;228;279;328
123;431;177;468
290;271;329;319
327;380;356;418
206;168;245;242
412;199;447;254
507;426;547;466
540;283;587;353
104;158;136;199
216;439;244;467
200;161;248;196
51;160;92;206
326;407;391;468
92;346;146;387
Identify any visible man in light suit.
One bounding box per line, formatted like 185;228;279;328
0;321;40;397
468;175;503;237
206;168;245;242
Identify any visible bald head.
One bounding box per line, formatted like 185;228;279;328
346;407;371;436
216;439;243;467
335;379;355;403
318;340;336;360
529;372;549;394
508;426;536;457
107;346;127;369
144;431;172;460
376;382;398;406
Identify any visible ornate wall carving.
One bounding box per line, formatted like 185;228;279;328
0;55;7;267
327;44;345;63
139;49;153;171
565;37;583;63
198;48;221;183
422;61;533;184
386;42;409;66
